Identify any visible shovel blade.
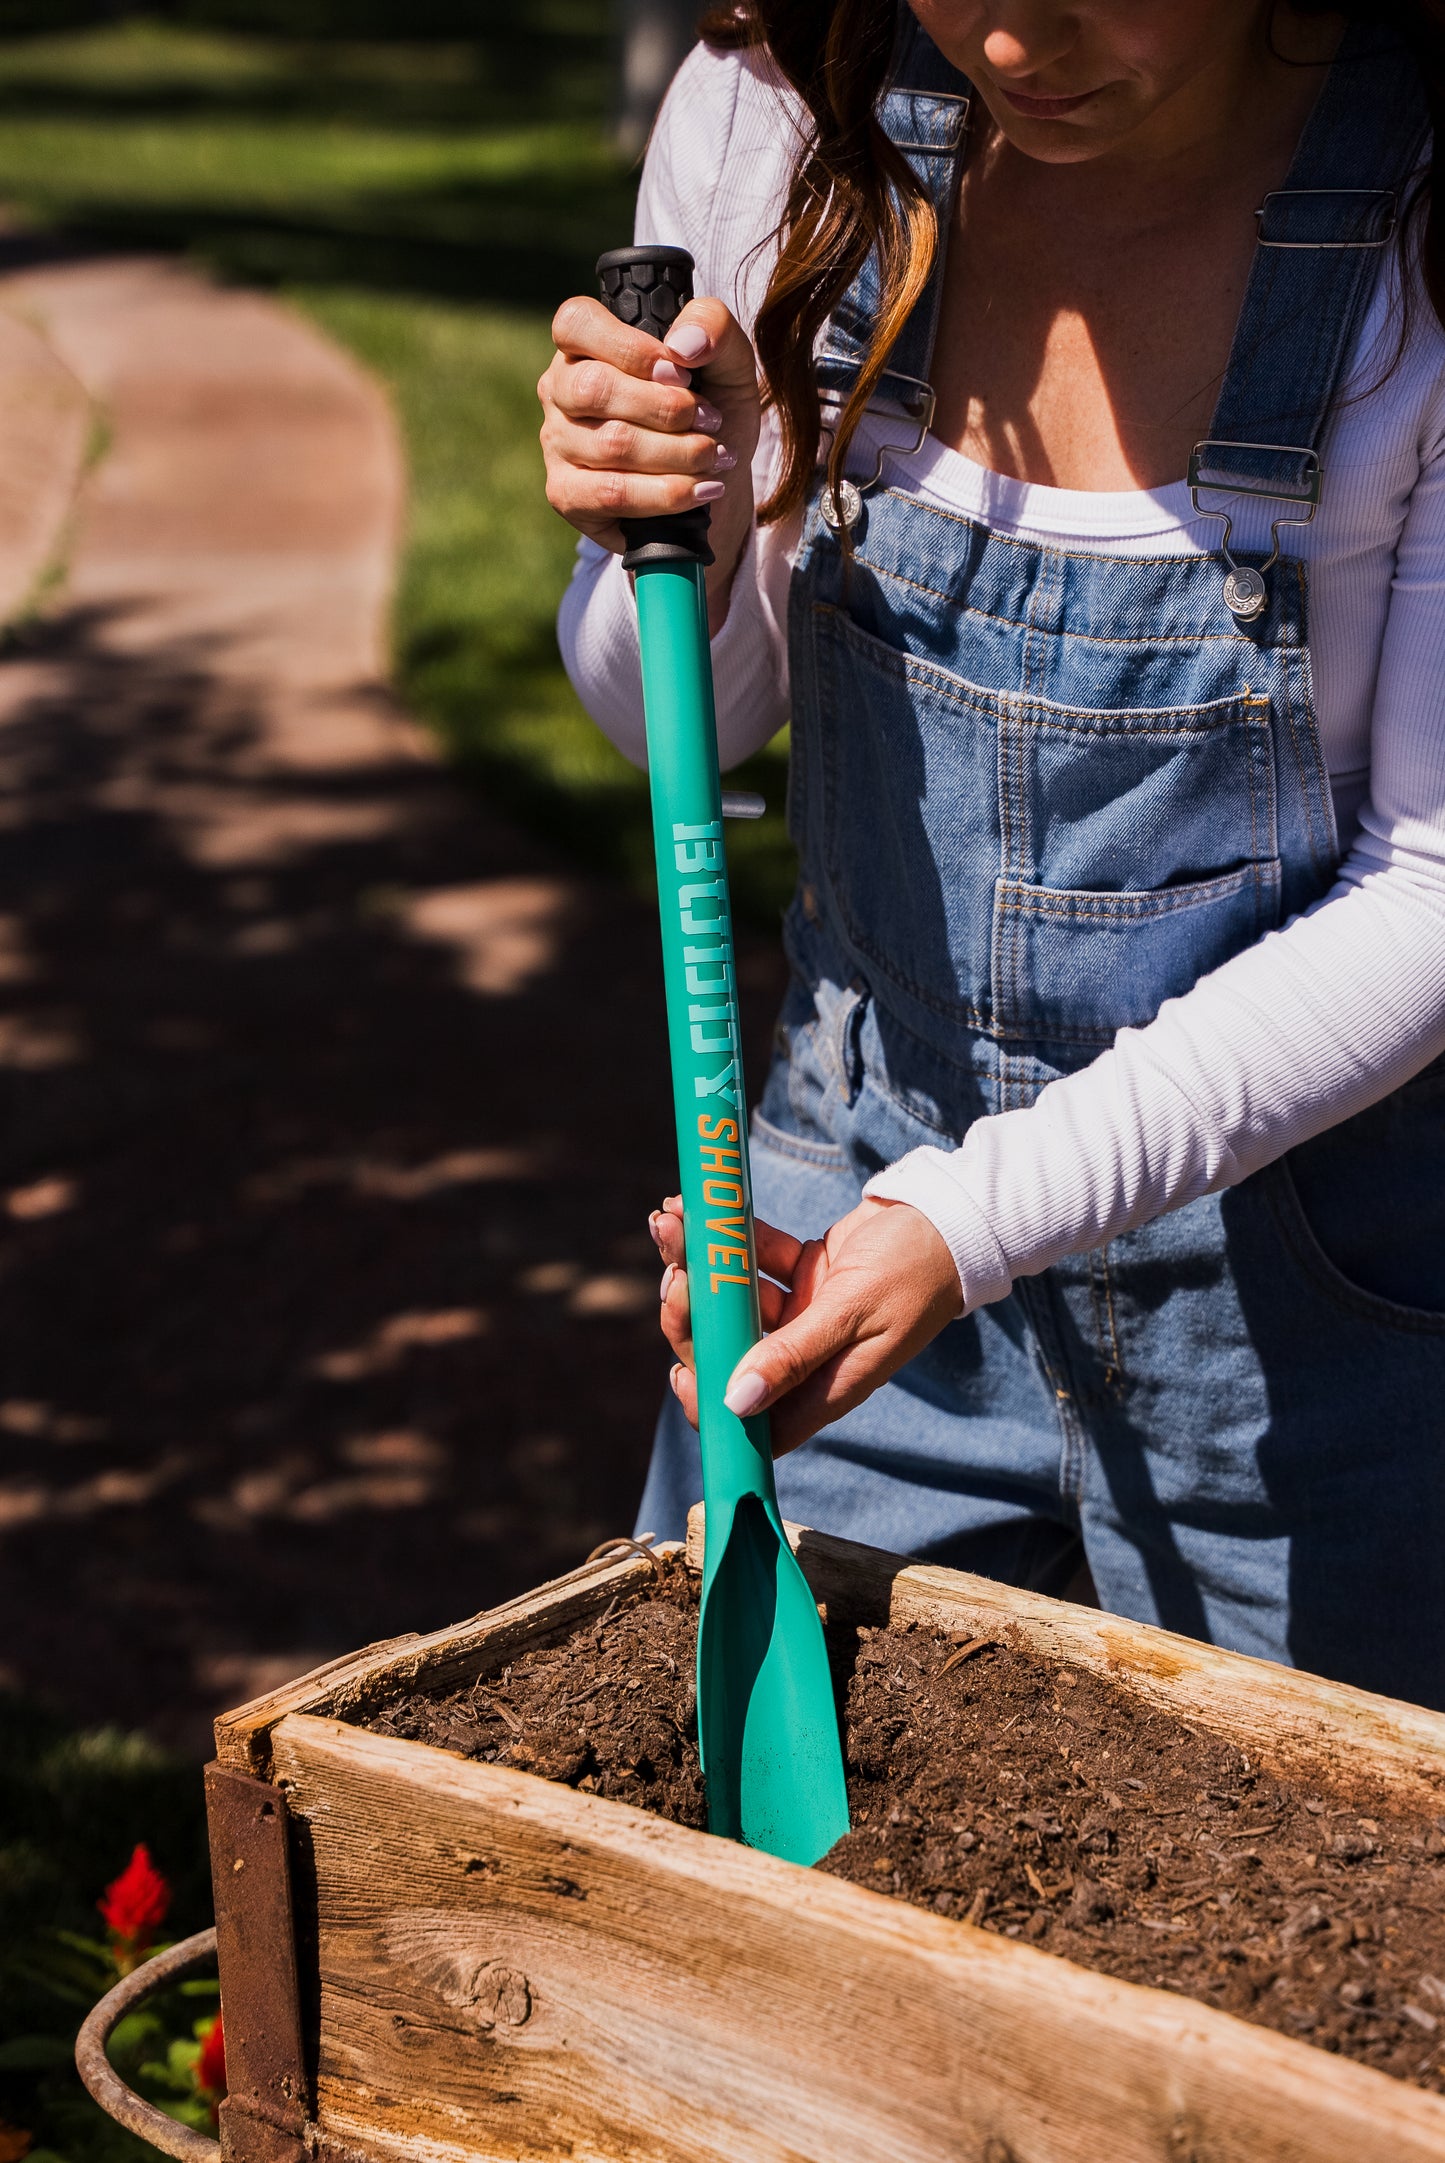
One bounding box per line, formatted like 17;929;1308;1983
697;1495;851;1865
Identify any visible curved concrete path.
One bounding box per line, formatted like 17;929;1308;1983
0;254;783;1748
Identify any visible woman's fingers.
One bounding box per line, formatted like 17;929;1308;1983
669;1360;700;1429
545;410;733;481
727;1199;964;1454
755;1216;805;1286
651;1205;795;1283
549;355;717;436
550;293;664;375
649;1201;685;1268
661;297;760;409
544;460;725;532
659;1259;694;1369
540;290;760;566
722;1274;865;1418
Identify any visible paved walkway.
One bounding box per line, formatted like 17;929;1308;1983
0;254;781;1750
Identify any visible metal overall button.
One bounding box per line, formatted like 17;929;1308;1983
820;477;866;534
1222;566;1268;620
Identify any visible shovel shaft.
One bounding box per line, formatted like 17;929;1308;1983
634;561;781;1573
596;243;849;1862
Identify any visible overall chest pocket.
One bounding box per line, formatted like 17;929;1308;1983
810;605;1281;1052
992;684;1281;1050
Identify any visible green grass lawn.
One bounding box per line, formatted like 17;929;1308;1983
0;10;795;916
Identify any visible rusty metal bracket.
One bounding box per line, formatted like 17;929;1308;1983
76;1927;223;2163
205;1763;309;2163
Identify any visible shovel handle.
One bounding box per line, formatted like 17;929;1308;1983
596;246;715;570
597;240;781;1569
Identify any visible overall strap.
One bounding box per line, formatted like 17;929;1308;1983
1192;22;1431;551
814;13;971;468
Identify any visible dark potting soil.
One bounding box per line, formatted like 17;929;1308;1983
365;1556;1445;2093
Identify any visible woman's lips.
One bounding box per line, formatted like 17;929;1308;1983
996;83;1102;118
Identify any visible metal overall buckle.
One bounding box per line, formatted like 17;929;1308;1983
818;370;937;533
1254;187;1398;250
1187;440;1322;622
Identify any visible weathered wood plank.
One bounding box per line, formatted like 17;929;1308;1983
271;1712;1445;2163
214;1544;677;1776
684;1509;1445;1812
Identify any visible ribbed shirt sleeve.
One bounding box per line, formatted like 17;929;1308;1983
556;42;791;770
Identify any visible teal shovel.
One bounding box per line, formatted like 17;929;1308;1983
598;245;849;1866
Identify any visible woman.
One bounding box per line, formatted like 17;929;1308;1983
539;1;1445;1706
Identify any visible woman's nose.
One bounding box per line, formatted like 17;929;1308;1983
981;8;1075;81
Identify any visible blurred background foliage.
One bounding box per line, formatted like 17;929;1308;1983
0;2;793;917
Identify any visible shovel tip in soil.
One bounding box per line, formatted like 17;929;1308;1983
698;1495;850;1866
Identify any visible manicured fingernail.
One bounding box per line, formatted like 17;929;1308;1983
648;1211;665;1248
665;323;710;362
694;399;722;433
712;446;738;472
693;480;726;503
724;1370;769;1417
652;357;691;387
660;1264;677;1300
669;1362;685;1395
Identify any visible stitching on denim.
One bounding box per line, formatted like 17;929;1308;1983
1016;1273;1081;1458
1085;1246;1109;1374
1097;1244;1125;1390
1279;619;1330;884
1265;1160;1445;1336
996;1015;1117;1047
852;551;1266;647
1239;699;1278;918
1243;712;1264;902
994;706;1016;1055
1101;1247;1124;1385
996;697;1015;873
816;606;1275;729
1282;577;1339;886
995;867;1270;921
1009;715;1028;1028
870;485;1275;576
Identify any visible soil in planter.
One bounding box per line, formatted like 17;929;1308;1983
366;1556;1445;2093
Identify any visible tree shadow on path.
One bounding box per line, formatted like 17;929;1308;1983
0;599;783;1752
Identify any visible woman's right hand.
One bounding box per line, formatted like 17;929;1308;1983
538;293;761;630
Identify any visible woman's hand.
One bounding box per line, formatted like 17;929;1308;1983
650;1194;964;1457
538;293;761;631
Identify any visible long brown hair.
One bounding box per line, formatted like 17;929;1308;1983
697;1;1445;526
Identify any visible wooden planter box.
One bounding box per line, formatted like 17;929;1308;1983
206;1515;1445;2163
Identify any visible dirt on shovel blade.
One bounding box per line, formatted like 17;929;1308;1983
365;1555;1445;2092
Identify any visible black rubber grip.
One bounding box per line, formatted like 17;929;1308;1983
596;245;714;570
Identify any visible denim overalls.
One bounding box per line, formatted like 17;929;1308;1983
641;21;1445;1709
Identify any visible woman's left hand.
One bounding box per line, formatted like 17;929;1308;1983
650;1194;963;1457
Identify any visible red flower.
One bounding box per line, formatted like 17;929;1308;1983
196;2016;226;2099
98;1844;171;1970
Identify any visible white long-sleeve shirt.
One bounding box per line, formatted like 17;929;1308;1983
559;39;1445;1312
